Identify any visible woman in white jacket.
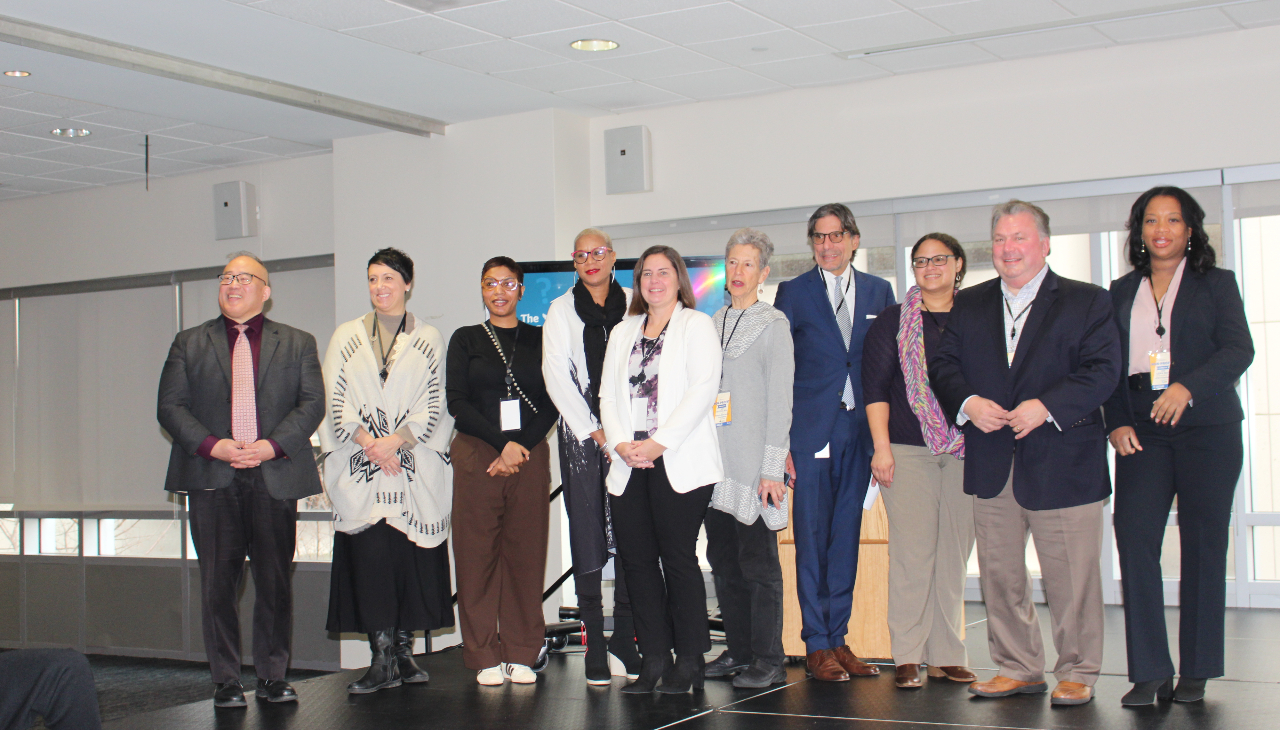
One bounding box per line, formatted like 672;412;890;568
541;228;641;685
599;245;724;694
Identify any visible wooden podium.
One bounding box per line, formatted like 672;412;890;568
778;492;891;660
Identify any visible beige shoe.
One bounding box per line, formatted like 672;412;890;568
476;666;504;686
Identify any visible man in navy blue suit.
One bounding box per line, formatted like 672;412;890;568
774;203;896;681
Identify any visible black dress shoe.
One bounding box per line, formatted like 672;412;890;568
732;659;786;688
704;650;749;678
1121;677;1173;706
1174;677;1206;703
256;679;298;703
656;655;705;694
213;680;247;708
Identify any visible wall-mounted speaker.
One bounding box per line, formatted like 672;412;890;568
604;126;652;195
213;181;258;240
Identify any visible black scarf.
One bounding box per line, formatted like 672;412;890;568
573;277;627;420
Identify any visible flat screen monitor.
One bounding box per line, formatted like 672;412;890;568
516;257;727;327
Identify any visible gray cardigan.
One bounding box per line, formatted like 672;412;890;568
710;303;794;528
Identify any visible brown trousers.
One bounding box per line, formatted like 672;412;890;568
451;433;550;670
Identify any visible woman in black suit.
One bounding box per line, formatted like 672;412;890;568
1105;186;1254;706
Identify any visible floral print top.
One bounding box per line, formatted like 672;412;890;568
627;322;666;440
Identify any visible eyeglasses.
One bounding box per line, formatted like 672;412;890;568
811;230;850;245
572;247;611;264
912;254;959;269
482;278;521;292
217;273;267;286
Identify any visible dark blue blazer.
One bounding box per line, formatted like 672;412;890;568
928;270;1121;510
774;266;896;455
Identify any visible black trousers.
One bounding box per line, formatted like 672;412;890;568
0;649;100;730
705;507;785;665
610;457;712;660
1114;414;1242;682
188;468;298;684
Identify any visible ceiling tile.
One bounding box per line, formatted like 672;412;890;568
97;157;210;177
1095;8;1237;43
625;3;785;45
645;67;785;100
36;167;146;185
0;131;66;156
688;29;836;66
584;46;728;80
745;54;890;87
1053;0;1193;16
426;39;568;73
1224;0;1280;28
976;26;1112;59
0;91;110;119
343;14;497;52
0;155;77;177
2;177;93;194
863;42;997;74
562;1;716;20
0;84;28;99
157;124;263;145
82;133;207;156
225;137;330;155
0;107;55;130
736;0;903;28
0;188;39;201
913;0;1072;35
437;0;606;38
160;146;276;166
2;117;136;142
556;81;688;110
799;11;950;52
71;109;190;133
22;145;139;167
493;62;630;92
251;0;421;31
515;21;673;59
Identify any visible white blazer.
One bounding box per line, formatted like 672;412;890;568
541;286;634;442
599;303;724;496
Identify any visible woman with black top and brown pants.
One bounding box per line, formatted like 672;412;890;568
447;256;559;686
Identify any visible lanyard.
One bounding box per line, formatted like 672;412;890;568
640;316;668;360
1148;277;1168;338
922;307;946;335
720;308;746;350
1004;297;1033;340
483;322;538;413
374;313;407;381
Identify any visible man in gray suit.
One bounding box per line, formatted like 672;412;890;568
158;254;325;708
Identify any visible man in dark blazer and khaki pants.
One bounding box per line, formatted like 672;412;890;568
158;254;325;708
929;201;1121;706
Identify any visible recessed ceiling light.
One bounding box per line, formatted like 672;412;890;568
4;70;30;77
51;128;91;137
570;39;618;52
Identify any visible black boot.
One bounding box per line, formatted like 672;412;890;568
1120;677;1172;706
394;630;430;684
1173;677;1207;703
347;629;402;694
608;616;642;679
620;653;671;694
657;655;706;694
584;619;611;686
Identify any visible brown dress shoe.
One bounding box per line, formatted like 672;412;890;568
968;675;1048;697
1050;681;1093;705
833;645;880;676
894;664;922;689
805;650;849;682
927;666;977;682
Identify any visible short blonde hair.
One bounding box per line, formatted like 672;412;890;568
573;227;613;251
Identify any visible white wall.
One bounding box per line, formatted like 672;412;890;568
588;24;1280;227
0;154;334;289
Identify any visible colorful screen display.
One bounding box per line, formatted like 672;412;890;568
517;257;727;327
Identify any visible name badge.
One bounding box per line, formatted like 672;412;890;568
1149;350;1171;391
631;398;648;433
713;392;732;426
500;398;522;432
1006;349;1015;366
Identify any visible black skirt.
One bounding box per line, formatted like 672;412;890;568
326;519;455;634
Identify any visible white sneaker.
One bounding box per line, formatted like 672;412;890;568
476;666;504;686
503;663;537;684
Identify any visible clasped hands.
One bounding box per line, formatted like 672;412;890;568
353;433;409;476
487;441;530;478
614;438;666;469
1109;382;1193;456
211;438;276;469
963;397;1049;439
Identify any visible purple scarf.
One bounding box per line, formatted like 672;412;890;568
896;286;964;458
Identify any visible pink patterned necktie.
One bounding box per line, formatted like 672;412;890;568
231;324;257;443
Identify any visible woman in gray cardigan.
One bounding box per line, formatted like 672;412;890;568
704;228;795;688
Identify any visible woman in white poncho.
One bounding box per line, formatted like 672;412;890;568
320;248;455;695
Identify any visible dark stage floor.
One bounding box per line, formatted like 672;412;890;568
99;603;1280;730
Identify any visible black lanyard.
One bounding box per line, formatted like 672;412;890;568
375;313;407;381
922;307;946;335
1004;297;1033;340
640;316;668;360
720;308;746;350
1148;277;1168;337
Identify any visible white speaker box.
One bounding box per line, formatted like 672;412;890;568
604;126;652;195
213;181;259;240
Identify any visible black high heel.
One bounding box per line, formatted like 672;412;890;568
1121;677;1173;706
657;655;705;694
621;654;671;694
1173;677;1206;703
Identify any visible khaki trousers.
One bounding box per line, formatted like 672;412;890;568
882;444;974;666
973;469;1104;686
